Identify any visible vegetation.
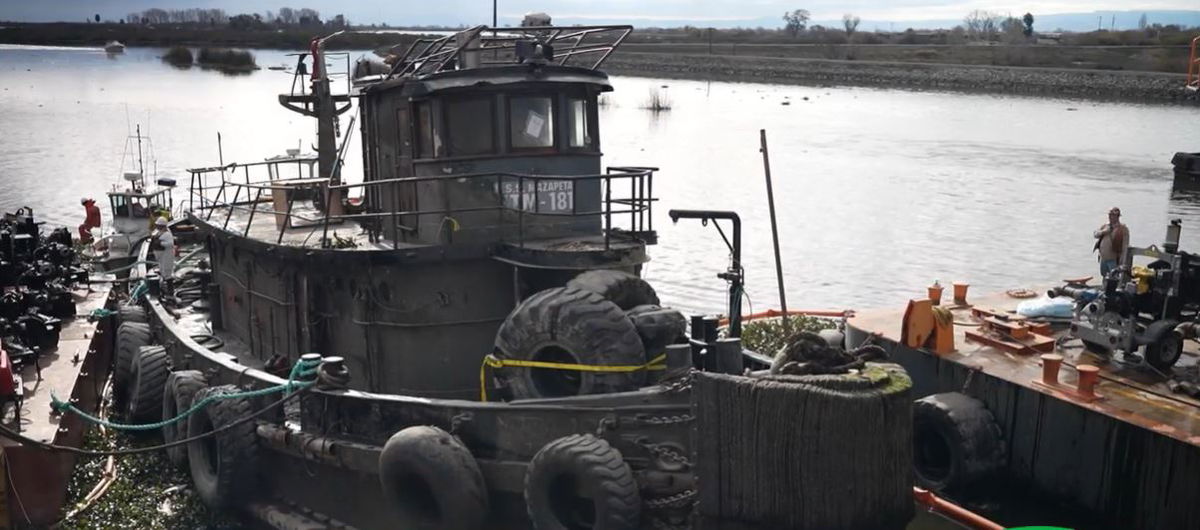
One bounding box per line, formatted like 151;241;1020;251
161;45;192;66
782;9;810;38
740;316;836;356
196;47;256;71
0;22;419;51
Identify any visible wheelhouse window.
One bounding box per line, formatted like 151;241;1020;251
509;96;555;150
567;97;593;150
444;96;495;156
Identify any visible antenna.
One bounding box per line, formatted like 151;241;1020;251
136;124;145;189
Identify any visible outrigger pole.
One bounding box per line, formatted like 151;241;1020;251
759;129;790;334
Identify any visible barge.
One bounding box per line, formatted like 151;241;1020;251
848;248;1200;528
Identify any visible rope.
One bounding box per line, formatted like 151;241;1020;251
0;386;308;457
479;353;668;401
50;358;321;432
128;280;149;301
931;306;954;327
92;260;154;275
89;308;116;319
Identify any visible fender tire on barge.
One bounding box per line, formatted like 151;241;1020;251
567;270;660;310
126;345;170;423
162;370;207;467
494;287;646;399
524;433;641;530
378;425;488;530
113;321;152;405
187;384;261;509
912;392;1006;492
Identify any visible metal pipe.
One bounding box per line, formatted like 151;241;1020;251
669;209;742;336
759;129;789;334
912;488;1003;530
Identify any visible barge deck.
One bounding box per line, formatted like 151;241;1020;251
848;283;1200;529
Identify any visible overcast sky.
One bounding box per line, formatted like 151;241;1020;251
2;1;1198;28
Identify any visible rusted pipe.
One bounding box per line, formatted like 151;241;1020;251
913;487;1004;530
1041;354;1063;385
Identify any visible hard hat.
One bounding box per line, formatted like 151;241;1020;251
1109;207;1121;216
155;217;168;227
80;197;90;204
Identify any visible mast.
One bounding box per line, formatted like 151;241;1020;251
136;124;145;188
311;38;339;185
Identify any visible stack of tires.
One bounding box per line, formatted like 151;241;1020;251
112;304;261;510
693;364;915;530
492;270;686;400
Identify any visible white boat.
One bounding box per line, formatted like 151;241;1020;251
104;40;125;53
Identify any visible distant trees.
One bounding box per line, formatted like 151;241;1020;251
121;6;335;28
782;9;810;38
1022;13;1034;36
963;10;1001;41
843;14;860;41
1138;13;1148;30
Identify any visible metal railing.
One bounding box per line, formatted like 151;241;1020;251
188;166;657;250
386;25;633;79
1189;35;1199;92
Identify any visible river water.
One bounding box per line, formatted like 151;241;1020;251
3;45;1200;316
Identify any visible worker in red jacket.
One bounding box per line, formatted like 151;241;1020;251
79;197;101;243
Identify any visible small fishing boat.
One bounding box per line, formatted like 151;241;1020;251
104;40;125;54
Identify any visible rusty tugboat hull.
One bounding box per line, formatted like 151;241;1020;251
94;22;931;530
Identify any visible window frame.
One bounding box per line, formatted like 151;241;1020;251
506;92;559;154
564;93;599;153
441;95;498;157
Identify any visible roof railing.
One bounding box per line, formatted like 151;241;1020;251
187;166;656;251
385;24;632;80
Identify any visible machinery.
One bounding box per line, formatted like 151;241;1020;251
1053;219;1198;373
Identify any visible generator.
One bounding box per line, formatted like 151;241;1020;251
1052;220;1199;373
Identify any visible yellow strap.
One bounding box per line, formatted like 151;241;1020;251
479;353;667;402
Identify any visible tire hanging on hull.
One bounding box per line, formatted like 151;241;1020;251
378;426;488;530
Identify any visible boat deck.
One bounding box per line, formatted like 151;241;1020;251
851;286;1200;446
1;282;113;445
199;203;422;250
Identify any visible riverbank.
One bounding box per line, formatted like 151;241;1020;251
605;51;1199;104
0;22;415;50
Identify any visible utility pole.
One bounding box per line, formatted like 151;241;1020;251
493;0;497;27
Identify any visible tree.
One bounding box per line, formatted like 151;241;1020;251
963;10;1001;41
1022;13;1034;36
278;7;297;25
1138;13;1148;30
843;14;860;41
782;9;810;38
94;14;100;23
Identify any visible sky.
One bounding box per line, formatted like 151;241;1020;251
2;1;1199;30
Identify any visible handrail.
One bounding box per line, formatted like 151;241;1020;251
188;166;658;250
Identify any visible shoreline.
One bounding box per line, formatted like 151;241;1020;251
604;51;1200;105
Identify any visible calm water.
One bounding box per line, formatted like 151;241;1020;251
3;44;1200;316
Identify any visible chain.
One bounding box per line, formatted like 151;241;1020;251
960;367;977;393
637;413;694;426
661;371;694;393
640;440;691;471
645;489;697;510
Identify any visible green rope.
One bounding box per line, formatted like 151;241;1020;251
89;308;116;319
128;280;149;301
51;359;322;432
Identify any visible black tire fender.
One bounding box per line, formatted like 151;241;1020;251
187;385;260;509
494;287;646;399
114;322;152;405
566;270;659;310
378;426;488;530
525;433;641;530
912;392;1005;492
163;370;206;468
625;304;687;357
126;346;170;423
118;304;148;325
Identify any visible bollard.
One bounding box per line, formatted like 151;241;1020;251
1076;364;1100;399
1041;354;1063;385
953;283;970;305
665;343;692;379
713;338;744;375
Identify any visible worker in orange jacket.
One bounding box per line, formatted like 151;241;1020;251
79;197;101;243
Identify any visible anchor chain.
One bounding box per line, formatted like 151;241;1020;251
645;488;698;510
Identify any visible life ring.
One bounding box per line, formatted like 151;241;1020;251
378;426;488;530
186;385;260;508
912;392;1005;492
524;433;640;530
1006;288;1037;298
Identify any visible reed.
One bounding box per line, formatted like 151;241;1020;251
162;45;193;66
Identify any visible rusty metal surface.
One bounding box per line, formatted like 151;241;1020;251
851;287;1200;446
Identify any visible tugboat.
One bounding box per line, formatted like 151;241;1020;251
106;22;927;530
